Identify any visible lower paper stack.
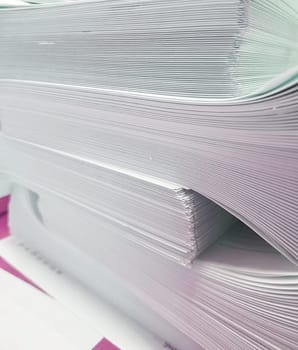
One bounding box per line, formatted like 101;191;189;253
7;185;298;350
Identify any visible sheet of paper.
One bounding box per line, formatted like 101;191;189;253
0;236;166;350
0;268;102;350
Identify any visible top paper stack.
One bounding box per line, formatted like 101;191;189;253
0;0;297;99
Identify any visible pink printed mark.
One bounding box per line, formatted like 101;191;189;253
0;196;9;216
92;338;120;350
0;214;9;240
0;256;42;290
0;196;10;240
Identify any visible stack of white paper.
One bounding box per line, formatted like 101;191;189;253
0;137;235;265
0;1;297;349
0;0;297;98
0;0;297;263
7;186;298;350
0;80;297;263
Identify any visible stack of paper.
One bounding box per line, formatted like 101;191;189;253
0;209;169;350
0;79;297;263
0;1;297;264
0;0;297;98
0;137;235;265
7;186;298;350
0;0;297;349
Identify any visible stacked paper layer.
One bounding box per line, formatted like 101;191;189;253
8;186;298;350
0;80;297;263
0;196;169;350
0;0;297;99
0;137;235;265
